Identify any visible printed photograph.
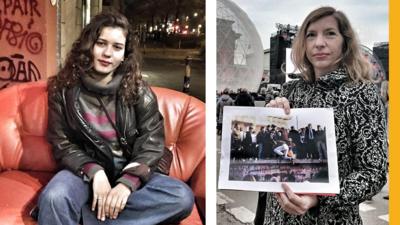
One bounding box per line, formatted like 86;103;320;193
218;106;339;194
229;120;329;183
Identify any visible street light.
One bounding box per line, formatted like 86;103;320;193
194;12;198;17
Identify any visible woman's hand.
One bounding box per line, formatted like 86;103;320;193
104;183;131;219
266;97;291;115
275;183;318;215
92;170;112;221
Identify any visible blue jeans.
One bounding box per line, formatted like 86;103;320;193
38;170;194;225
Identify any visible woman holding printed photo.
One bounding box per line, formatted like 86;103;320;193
259;6;387;225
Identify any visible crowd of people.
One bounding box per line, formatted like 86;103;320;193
229;123;327;161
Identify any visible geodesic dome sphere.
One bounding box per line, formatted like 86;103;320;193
217;0;264;93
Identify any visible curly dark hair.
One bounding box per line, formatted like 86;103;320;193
48;11;142;105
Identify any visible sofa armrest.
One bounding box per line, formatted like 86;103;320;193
190;157;205;222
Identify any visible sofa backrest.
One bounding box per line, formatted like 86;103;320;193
0;81;56;172
0;81;205;183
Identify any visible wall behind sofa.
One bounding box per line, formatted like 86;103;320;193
0;0;57;89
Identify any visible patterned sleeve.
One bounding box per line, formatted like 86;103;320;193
318;82;388;212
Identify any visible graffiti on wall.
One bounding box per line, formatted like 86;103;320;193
0;0;44;89
0;0;43;54
0;17;43;54
0;53;41;89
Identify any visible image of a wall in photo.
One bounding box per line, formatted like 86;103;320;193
228;114;329;183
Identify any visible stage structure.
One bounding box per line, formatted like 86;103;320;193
269;23;298;84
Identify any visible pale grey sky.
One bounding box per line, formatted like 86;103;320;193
230;0;388;50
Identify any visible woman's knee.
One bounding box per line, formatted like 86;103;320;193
39;184;73;208
149;174;194;216
39;170;88;209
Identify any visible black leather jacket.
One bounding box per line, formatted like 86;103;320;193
47;83;165;183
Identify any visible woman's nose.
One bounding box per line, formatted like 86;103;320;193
103;46;112;57
315;34;326;48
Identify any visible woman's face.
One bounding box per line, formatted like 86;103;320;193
305;15;344;78
92;26;126;79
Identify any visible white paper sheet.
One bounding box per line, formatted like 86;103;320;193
218;106;340;194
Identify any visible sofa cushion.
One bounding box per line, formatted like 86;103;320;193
179;204;203;225
0;171;54;225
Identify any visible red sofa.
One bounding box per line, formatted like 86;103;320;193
0;81;205;225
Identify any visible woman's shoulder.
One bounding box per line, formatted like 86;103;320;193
136;81;158;106
47;84;67;102
341;80;379;96
47;77;81;100
137;80;150;93
280;79;304;97
282;79;307;90
340;80;382;106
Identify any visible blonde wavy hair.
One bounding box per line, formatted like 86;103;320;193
291;6;372;82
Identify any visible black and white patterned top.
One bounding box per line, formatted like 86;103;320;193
263;67;388;225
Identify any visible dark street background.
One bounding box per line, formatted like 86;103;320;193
142;58;205;102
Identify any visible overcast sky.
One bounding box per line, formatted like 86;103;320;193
229;0;388;50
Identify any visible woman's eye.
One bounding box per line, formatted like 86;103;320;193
114;45;123;50
327;31;337;36
306;33;315;38
96;41;106;46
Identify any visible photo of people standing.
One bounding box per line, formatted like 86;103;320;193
228;120;329;184
230;122;327;161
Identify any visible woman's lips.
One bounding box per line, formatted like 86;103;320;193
313;53;329;59
98;60;111;66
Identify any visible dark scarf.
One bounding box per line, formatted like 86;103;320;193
81;73;123;96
